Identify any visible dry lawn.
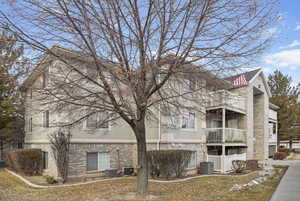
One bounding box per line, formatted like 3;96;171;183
0;166;287;201
287;152;300;160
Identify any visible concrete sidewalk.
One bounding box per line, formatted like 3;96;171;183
270;160;300;201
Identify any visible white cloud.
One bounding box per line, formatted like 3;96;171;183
262;67;272;73
295;25;300;31
279;40;300;49
264;49;300;70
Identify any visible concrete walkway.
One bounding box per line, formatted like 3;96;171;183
270;160;300;201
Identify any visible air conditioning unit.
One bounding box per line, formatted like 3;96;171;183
123;167;134;176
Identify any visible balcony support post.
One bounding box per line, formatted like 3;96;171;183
221;108;226;173
222;108;226;143
221;145;225;173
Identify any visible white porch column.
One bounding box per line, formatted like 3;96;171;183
275;122;278;152
222;108;226;142
221;108;226;173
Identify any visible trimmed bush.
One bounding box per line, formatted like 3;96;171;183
274;152;288;160
278;148;289;154
232;160;246;173
3;151;13;168
44;175;57;184
246;160;259;170
147;150;193;179
4;149;43;175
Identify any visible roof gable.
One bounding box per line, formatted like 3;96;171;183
225;68;261;83
226;68;271;97
252;71;272;97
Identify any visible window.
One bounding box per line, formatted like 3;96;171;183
272;123;277;135
199;79;207;88
86;111;109;129
187;151;197;169
43;111;49;128
269;122;277;137
186;78;206;91
29;117;33;132
28;88;33;99
168;115;181;128
182;112;195;129
87;152;110;171
167;112;196;130
43;152;48;169
187;78;197;90
27;117;33;132
42;72;48;88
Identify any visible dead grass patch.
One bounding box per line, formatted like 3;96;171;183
287;152;300;160
0;166;287;201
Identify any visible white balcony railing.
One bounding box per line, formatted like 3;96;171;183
269;109;277;120
160;131;205;142
269;134;277;143
205;128;246;144
208;153;246;172
206;90;246;111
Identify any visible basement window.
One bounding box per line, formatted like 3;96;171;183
86;152;110;171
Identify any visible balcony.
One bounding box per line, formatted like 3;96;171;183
205;128;247;144
269;134;277;144
208;153;246;172
206;90;246;113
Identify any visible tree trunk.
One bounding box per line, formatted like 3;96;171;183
0;139;3;160
134;118;148;196
289;136;293;152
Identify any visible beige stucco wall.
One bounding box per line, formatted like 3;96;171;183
23;58;208;177
230;73;270;160
230;86;254;159
252;74;269;160
24;58;207;145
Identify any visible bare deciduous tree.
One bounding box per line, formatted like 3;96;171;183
49;129;71;183
0;0;278;195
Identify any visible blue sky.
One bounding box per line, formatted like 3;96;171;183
0;1;299;84
262;0;300;85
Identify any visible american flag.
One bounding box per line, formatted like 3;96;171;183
232;74;248;86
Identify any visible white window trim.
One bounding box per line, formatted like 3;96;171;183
181;112;197;131
42;65;50;89
167;112;197;131
184;78;207;91
43;151;49;170
86;152;110;172
27;88;33;99
26;116;33;134
43;110;50;128
83;111;111;131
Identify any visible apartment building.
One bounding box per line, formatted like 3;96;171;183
22;46;277;177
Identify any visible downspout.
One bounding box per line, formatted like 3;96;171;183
156;103;161;150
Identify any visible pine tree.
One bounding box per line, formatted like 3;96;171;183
0;26;24;159
268;70;300;149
